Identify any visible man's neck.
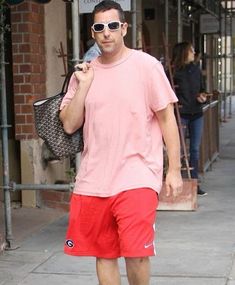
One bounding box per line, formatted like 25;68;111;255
99;46;130;64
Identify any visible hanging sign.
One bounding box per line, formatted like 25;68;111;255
200;14;219;34
79;0;131;14
200;13;235;35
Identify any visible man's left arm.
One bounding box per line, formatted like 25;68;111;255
155;103;183;196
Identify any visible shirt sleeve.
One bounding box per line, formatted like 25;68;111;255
148;61;178;112
60;73;78;110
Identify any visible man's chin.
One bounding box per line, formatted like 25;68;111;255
102;48;114;54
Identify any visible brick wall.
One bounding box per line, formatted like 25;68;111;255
40;190;71;212
10;1;70;212
11;1;46;140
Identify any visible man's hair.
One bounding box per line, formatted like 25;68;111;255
92;0;125;22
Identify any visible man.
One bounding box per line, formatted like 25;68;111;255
60;1;182;284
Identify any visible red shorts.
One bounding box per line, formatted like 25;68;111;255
64;188;158;258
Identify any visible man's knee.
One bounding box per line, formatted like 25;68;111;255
125;257;150;285
125;257;150;268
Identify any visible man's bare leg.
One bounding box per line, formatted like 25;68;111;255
125;257;150;285
96;258;121;285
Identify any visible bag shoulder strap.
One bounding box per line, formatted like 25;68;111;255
61;69;75;95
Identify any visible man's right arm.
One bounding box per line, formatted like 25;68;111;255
59;63;94;134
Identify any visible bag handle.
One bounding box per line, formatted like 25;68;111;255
61;65;84;96
61;69;75;95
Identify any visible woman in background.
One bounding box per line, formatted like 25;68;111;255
171;41;207;196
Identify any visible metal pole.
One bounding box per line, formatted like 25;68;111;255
218;3;222;93
165;0;169;46
71;0;80;64
223;0;228;121
71;0;82;170
11;183;73;191
164;0;169;68
132;0;137;49
229;3;233;117
177;0;182;42
0;12;13;249
191;22;195;47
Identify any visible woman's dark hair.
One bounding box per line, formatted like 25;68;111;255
171;41;192;70
92;0;125;22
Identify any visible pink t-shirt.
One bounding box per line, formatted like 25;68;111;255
61;49;177;197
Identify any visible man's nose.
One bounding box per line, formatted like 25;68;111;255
103;26;111;36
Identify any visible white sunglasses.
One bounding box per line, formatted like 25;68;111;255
92;21;123;32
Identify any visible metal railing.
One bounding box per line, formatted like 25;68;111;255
199;99;220;173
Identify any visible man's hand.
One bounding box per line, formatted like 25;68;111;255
165;169;183;197
74;62;94;87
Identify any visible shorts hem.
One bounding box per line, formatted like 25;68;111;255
64;250;155;258
121;252;156;258
64;250;121;259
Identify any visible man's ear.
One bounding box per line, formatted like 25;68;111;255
91;28;95;39
121;22;128;37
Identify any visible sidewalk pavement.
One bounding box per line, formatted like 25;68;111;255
0;101;235;285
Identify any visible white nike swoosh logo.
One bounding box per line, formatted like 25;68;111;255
144;242;153;249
